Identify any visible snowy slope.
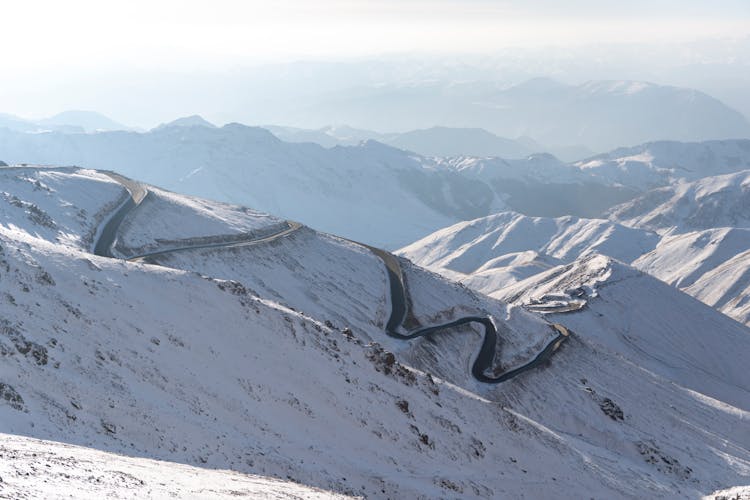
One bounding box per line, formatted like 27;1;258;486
399;212;659;289
401;209;750;327
0;166;127;251
0;166;748;498
634;228;750;326
494;254;750;411
438;154;640;218
0;433;343;499
114;186;286;257
608;170;750;234
576;139;750;189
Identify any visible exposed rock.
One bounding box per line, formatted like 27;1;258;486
599;398;624;421
0;383;24;411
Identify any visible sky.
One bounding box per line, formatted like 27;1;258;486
2;0;749;69
0;0;748;126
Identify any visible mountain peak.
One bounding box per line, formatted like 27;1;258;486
155;115;217;130
38;110;128;132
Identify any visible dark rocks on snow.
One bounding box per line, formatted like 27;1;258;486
599;398;624;421
0;383;25;411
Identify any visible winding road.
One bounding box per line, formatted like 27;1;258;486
93;173;147;258
93;173;301;261
364;245;569;383
93;173;569;384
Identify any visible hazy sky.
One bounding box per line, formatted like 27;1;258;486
0;1;748;126
3;0;749;69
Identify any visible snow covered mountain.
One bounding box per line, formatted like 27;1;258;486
492;254;750;410
400;210;750;328
0;125;464;248
154;114;217;130
0;122;640;248
634;228;750;326
400;212;659;290
577;139;750;189
265;124;386;148
608;170;750;233
0;432;343;499
1;165;748;498
385;127;535;158
3;120;749;248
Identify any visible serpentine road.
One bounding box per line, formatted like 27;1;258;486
94;173;569;384
93;172;301;260
364;246;569;383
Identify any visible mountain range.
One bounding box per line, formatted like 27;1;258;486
289;78;750;152
401;167;750;328
3;120;748;249
0;165;748;497
0;111;129;134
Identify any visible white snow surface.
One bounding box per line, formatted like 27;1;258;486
634;228;750;326
494;255;750;411
402;203;750;327
0;166;125;251
576;140;750;188
400;212;659;274
399;211;660;294
115;186;286;257
608;170;750;234
0;167;748;498
0;432;345;499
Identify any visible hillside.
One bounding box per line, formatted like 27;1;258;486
399;212;659;290
0;165;748;497
0;433;343;499
577;139;750;189
494;255;750;410
608;170;750;233
634;228;750;326
401;209;750;327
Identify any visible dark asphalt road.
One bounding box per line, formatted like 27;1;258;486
93;172;148;258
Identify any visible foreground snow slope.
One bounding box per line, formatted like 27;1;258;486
0;432;344;499
1;167;749;498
